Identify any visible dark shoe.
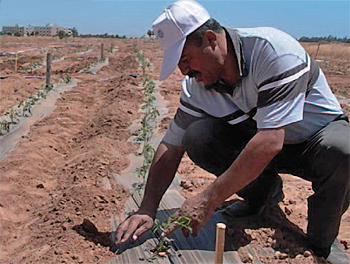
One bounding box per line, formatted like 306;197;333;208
222;200;260;217
326;240;349;264
222;177;284;217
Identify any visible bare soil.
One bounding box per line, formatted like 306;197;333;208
0;36;349;263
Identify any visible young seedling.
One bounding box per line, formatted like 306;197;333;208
44;83;53;93
5;108;19;124
142;143;155;165
81;58;105;73
136;51;144;61
152;215;192;256
143;81;155;96
22;100;33;116
141;59;150;76
19;60;43;71
1;72;60;135
99;57;106;63
28;94;40;105
36;91;47;99
153;215;192;234
60;73;72;84
0;120;10;134
136;117;153;142
148;107;160;121
106;44;115;54
52;54;63;61
132;48;161;192
133;44;140;54
136;164;148;180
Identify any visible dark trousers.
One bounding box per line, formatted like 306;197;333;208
182;117;350;252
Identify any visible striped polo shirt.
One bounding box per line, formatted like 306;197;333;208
162;27;343;146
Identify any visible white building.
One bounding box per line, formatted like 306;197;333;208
2;24;73;37
34;24;72;36
2;24;33;36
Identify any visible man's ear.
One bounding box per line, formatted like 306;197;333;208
204;30;217;49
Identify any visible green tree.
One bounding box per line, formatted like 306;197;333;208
58;30;67;39
147;30;154;38
71;27;78;38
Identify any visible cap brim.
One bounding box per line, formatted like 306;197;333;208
159;36;186;81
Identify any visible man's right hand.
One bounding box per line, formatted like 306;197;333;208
115;213;154;247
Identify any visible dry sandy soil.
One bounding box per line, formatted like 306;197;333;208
0;36;349;263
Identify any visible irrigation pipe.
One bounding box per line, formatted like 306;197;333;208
0;80;79;160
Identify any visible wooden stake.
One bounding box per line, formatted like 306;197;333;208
46;53;52;86
14;52;18;72
215;223;226;264
101;43;104;59
315;42;321;61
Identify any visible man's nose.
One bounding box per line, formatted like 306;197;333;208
179;63;190;76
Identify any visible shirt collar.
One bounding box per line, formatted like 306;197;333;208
224;27;248;78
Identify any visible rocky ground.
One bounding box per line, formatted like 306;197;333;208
0;36;349;263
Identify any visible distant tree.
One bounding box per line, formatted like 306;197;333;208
147;30;154;38
14;32;21;37
299;35;350;43
58;30;67;39
71;27;78;38
326;35;336;41
342;36;350;43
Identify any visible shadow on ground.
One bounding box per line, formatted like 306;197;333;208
73;203;311;261
221;202;309;258
73;219;112;249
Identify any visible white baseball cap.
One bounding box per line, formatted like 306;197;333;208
152;0;210;80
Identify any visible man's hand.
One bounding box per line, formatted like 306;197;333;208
115;213;154;246
114;142;185;247
162;191;218;238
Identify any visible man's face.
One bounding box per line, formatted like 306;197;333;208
178;33;224;87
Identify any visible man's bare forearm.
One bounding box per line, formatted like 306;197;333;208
205;128;285;209
139;141;185;217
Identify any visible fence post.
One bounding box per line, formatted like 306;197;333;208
101;43;104;59
46;53;52;86
14;52;18;72
315;42;321;61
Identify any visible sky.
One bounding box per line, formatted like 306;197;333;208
0;0;349;39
